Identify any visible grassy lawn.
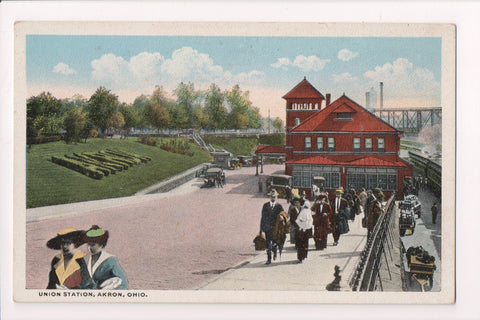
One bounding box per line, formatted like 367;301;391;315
27;137;212;208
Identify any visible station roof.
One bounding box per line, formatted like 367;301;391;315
254;145;286;155
291;95;398;133
286;155;409;168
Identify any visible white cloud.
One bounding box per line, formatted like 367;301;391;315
90;47;264;91
271;55;330;72
337;49;359;61
332;72;358;84
363;58;440;102
91;53;130;85
128;52;164;80
52;62;76;75
161;47;224;85
271;58;291;70
293;55;330;72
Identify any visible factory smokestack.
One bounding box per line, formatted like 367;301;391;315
379;82;384;110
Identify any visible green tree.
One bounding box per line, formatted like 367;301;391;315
32;115;63;137
119;103;139;132
272;117;284;131
225;85;252;129
27;92;63;137
108;111;126;131
204;83;228;129
60;95;88;115
87;87;119;136
63;107;88;144
246;106;262;129
132;94;151;128
174;82;201;128
145;86;170;129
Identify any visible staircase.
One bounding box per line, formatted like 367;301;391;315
192;132;215;152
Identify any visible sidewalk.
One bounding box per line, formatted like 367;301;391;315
198;216;367;291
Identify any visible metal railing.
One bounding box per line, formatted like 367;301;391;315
350;192;397;291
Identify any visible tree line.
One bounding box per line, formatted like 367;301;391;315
27;82;285;144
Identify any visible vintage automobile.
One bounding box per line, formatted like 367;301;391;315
402;194;422;217
228;158;241;170
237;155;253;167
399;207;416;236
267;174;292;198
202;167;224;188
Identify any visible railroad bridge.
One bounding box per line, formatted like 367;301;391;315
372;107;442;135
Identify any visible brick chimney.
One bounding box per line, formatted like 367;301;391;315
326;93;331;107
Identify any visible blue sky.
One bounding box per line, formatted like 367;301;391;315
27;35;441;120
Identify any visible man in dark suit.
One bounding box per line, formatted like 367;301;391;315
330;188;349;246
260;189;284;265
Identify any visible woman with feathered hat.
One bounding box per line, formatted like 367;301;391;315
46;228;91;289
83;225;128;289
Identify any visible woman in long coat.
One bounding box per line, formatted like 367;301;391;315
47;228;91;289
311;193;331;250
83;225;128;289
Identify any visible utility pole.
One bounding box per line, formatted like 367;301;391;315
268;109;271;134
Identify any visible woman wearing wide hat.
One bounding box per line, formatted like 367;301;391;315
83;225;128;289
46;227;91;289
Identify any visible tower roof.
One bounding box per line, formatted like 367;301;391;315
282;77;325;100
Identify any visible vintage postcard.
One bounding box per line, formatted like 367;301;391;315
13;21;455;304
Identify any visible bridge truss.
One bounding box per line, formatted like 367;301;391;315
372;108;442;135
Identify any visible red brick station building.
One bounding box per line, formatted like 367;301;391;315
255;78;413;198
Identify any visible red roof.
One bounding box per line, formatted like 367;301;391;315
291;95;397;133
332;104;356;113
286;155;408;168
282;78;325;99
254;145;286;154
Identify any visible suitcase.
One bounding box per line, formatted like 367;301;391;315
253;233;266;251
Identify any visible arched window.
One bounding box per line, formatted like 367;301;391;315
295;118;300;126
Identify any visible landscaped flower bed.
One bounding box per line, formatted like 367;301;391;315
51;149;151;179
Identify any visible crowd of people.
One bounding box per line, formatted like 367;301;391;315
46;225;128;290
259;186;385;265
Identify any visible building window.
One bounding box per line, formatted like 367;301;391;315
353;138;361;152
316;137;324;151
377;138;385;152
305;137;311;151
337;112;352;120
346;168;397;191
292;166;340;189
365;138;372;152
327;138;335;152
295;118;300;126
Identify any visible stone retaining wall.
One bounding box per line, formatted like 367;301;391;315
135;163;207;195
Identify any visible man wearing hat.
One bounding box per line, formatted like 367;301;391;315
311;193;332;250
367;189;384;234
83;225;128;289
330;188;349;246
260;189;285;265
46;228;91;289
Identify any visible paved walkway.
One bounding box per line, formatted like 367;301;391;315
27;164;368;291
199;216;367;291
